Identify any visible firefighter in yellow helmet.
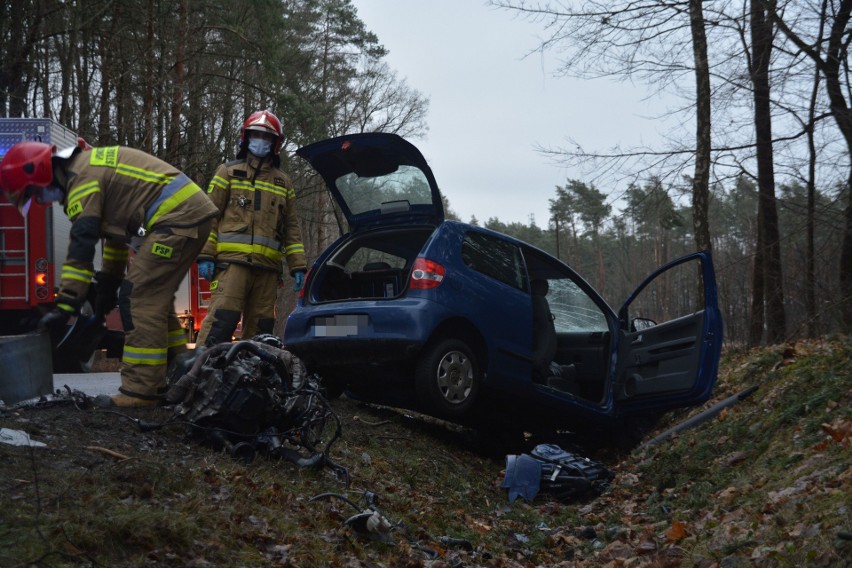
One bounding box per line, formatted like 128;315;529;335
0;141;219;407
195;109;307;346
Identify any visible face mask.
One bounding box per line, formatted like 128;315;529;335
248;138;272;158
35;186;65;205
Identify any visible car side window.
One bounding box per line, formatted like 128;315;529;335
461;232;526;291
546;278;609;332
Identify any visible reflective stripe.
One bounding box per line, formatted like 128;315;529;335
217;242;283;262
66;180;100;209
230;178;292;199
103;245;129;263
167;328;187;348
61;264;94;283
122;345;168;366
116;163;173;185
145;173;197;229
254;179;291;199
218;233;280;250
285;243;305;256
207;232;218;245
207;175;228;193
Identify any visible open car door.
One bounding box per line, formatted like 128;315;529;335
614;251;723;414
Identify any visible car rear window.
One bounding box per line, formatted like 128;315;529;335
336;165;433;215
461;231;526;291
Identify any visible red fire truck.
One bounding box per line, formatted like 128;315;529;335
0;118;210;371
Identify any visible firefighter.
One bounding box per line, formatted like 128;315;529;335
194;109;307;346
0;141;219;407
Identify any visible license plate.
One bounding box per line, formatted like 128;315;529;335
312;314;368;337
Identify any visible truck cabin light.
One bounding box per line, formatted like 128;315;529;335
409;258;445;289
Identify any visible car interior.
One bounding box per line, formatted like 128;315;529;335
311;228;432;302
525;249;611;404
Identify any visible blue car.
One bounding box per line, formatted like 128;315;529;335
285;133;723;442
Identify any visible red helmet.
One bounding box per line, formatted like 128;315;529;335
0;141;55;215
240;110;283;154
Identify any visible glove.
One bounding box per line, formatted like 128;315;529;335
198;260;215;281
38;296;78;345
293;270;306;292
94;271;122;320
38;305;73;333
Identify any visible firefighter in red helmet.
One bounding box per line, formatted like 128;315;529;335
194;109;307;346
0;141;219;407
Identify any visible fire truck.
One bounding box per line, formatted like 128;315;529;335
0;118;211;371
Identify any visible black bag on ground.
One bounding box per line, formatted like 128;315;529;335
502;443;613;503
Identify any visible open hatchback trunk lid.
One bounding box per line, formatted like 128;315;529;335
296;133;445;232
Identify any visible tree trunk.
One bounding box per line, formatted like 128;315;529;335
765;0;852;332
2;0;43;117
143;0;155;153
167;0;188;164
822;2;852;331
750;0;786;344
804;2;826;338
689;0;712;255
749;206;766;346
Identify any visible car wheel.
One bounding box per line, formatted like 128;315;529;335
415;338;481;419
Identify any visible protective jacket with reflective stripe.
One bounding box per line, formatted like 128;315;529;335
198;154;306;275
56;147;219;304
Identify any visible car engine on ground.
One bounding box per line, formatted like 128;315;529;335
167;335;348;482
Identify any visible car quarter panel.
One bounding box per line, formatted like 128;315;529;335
418;223;535;393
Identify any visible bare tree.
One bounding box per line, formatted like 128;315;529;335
489;0;722;255
690;0;713;254
748;0;787;344
765;0;852;332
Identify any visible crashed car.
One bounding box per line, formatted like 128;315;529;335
284;133;723;443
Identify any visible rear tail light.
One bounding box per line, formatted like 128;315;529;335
297;268;312;300
409;258;445;289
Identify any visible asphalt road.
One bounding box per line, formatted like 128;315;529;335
53;372;120;397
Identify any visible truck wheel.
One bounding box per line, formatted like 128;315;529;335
415;338;481;419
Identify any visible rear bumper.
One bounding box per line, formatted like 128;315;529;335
287;337;424;369
283;297;448;368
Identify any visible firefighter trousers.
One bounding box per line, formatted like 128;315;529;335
195;263;279;346
118;220;212;400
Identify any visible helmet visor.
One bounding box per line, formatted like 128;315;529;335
11;186;35;216
10;185;62;217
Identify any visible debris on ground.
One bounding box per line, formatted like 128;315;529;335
167;335;349;482
502;443;613;503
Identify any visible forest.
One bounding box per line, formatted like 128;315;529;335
1;0;850;347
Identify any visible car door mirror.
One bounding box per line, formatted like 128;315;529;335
631;317;656;332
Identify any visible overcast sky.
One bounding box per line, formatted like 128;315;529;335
351;0;670;227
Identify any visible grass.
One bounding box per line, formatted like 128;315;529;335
1;336;850;566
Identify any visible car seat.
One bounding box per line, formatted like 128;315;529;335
531;279;577;393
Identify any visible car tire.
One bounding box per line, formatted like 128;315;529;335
415;338;481;419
